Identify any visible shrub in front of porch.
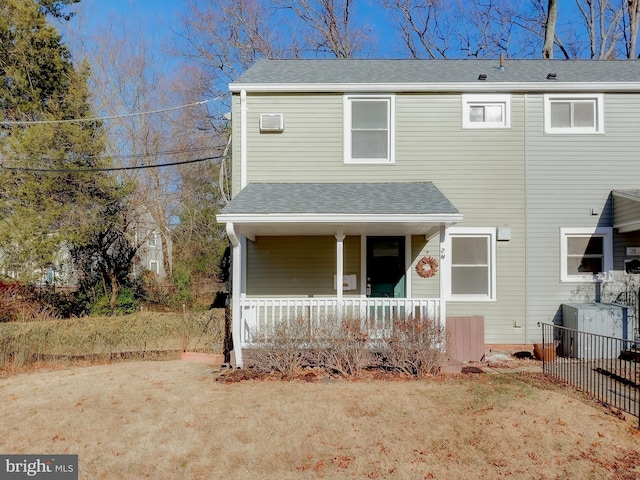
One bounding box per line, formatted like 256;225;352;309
243;313;446;378
381;315;447;377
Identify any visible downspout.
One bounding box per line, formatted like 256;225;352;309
226;222;244;367
240;90;247;189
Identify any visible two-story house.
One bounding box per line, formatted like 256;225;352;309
217;59;640;367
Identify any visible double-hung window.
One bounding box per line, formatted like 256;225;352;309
344;95;395;164
462;94;511;129
445;227;497;301
544;94;604;134
149;260;160;275
560;227;612;282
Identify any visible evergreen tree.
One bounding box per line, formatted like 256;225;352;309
0;0;131;309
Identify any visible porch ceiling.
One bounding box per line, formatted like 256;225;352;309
217;182;462;238
613;190;640;233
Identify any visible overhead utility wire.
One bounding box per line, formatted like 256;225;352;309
0;99;215;125
0;155;225;173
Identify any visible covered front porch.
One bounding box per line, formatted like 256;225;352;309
217;182;462;367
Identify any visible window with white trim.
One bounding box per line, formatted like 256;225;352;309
445;227;496;301
147;232;157;248
544;94;604;134
462;94;511;129
560;227;612;282
149;260;160;275
344;95;394;164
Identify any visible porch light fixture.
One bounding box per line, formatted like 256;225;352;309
546;73;557;80
478;74;487;81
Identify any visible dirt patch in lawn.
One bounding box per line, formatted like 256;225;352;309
1;360;639;479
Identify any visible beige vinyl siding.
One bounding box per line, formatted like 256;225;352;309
246;236;360;296
410;235;440;299
526;93;640;342
236;91;527;344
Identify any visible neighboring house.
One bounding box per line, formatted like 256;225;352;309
1;207;172;288
217;59;640;367
130;207;173;282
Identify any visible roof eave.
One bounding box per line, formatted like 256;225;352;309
217;213;463;224
230;82;640;93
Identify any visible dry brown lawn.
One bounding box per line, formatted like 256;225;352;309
1;360;639;479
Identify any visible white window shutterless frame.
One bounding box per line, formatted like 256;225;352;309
344;95;395;164
560;227;612;282
462;94;511;129
544;94;604;134
444;227;497;301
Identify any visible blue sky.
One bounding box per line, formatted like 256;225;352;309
65;0;587;61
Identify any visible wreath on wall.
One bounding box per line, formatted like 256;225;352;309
416;256;439;279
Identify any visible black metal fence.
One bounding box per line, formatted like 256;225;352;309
538;322;640;429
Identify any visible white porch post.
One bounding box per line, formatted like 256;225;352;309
336;226;344;313
439;225;447;329
226;222;244;368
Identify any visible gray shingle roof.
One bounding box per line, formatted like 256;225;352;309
219;182;458;216
232;58;640;87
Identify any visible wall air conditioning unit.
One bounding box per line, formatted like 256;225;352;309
259;113;284;132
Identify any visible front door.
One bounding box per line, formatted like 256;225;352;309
366;236;405;298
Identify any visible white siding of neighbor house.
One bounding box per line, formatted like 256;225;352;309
232;91;527;344
525;93;640;342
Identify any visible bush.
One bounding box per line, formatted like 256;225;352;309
243;313;445;378
0;310;226;369
382;315;447;377
0;279;60;322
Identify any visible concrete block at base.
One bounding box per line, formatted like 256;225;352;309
442;360;463;374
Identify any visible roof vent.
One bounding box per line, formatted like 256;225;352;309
546;73;557;80
478;74;487;81
260;113;285;132
499;53;505;71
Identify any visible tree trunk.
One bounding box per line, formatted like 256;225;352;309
628;0;640;58
542;0;558;58
109;268;120;310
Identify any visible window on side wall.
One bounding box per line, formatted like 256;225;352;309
462;94;511;129
147;232;157;248
445;227;496;301
149;260;160;275
344;95;394;164
544;94;604;134
560;227;612;282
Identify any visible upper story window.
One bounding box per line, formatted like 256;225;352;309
147;232;157;248
560;227;612;282
344;94;395;164
462;94;511;129
544;94;604;134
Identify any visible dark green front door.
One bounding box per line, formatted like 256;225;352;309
366;236;405;298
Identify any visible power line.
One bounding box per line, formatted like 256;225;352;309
0;99;218;126
0;155;225;173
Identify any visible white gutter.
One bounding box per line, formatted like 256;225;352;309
230;82;640;94
226;222;243;368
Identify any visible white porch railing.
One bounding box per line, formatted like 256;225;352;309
239;297;441;347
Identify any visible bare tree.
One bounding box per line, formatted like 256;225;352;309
623;0;640;57
274;0;372;58
380;0;462;58
575;0;625;58
542;0;558;57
